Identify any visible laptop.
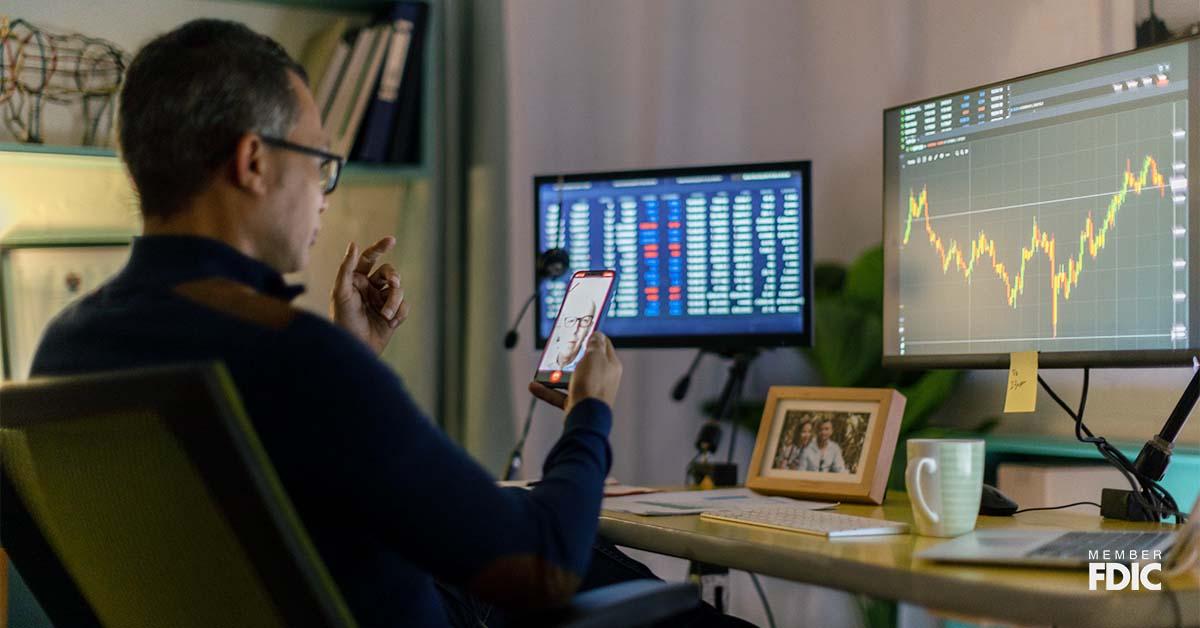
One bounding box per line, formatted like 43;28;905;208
916;493;1197;569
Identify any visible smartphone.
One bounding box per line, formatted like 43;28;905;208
535;270;617;388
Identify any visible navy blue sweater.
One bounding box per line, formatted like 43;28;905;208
31;235;613;627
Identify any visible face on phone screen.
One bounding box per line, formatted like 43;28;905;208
536;271;615;386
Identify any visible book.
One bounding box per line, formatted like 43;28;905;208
320;26;369;136
314;33;353;123
386;2;428;164
299;17;350;98
328;24;392;157
351;7;415;162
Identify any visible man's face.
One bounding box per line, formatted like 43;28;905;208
554;299;597;366
256;71;330;273
818;421;833;446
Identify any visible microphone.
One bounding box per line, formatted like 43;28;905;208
694;420;722;454
504;247;571;350
536;247;570;282
671;350;705;401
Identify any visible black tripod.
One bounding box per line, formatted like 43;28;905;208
685;349;759;487
676;348;760;614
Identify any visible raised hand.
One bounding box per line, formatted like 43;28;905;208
332;236;410;355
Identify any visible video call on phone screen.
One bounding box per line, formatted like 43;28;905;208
537;274;615;382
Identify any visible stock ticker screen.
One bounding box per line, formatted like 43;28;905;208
883;39;1200;366
534;163;812;348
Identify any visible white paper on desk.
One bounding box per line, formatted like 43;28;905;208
603;488;838;516
497;479;660;497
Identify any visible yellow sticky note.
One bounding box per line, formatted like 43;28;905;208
1004;351;1038;413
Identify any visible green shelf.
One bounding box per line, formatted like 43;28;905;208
0;142;117;159
229;0;433;14
0;142;426;182
0;231;135;247
985;434;1200;459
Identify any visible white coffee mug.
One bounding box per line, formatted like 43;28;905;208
905;439;985;537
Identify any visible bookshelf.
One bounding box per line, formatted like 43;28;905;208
0;142;429;183
0;0;440;180
0;0;448;410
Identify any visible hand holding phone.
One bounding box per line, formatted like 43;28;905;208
530;331;622;411
566;331;622;411
534;270;616;388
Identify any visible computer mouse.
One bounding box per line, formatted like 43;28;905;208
979;483;1019;517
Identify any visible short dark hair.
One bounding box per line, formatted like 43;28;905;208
118;19;307;219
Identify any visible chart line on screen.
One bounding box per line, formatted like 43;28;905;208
902;155;1167;337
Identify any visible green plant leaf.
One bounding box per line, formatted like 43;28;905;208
809;296;882;387
843;244;884;311
813;262;847;297
897;369;962;436
886;422;1000;490
856;595;897;628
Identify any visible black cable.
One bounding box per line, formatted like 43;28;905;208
1076;365;1089;424
1067;370;1179;519
748;572;777;628
1036;370;1187;523
671;349;705;401
1038;371;1151;508
503;397;538;481
1013;501;1101;514
1038;371;1158;515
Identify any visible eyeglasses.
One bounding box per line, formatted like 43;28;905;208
259;135;345;194
562;314;594;330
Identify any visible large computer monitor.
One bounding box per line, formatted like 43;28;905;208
534;162;812;349
883;38;1199;368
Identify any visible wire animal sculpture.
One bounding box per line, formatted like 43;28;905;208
0;17;127;146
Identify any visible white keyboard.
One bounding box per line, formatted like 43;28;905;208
700;505;910;538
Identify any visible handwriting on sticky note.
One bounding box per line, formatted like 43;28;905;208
1004;351;1038;413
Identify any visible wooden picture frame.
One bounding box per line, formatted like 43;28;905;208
747;386;905;505
0;240;131;379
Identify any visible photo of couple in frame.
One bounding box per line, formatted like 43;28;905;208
748;387;905;504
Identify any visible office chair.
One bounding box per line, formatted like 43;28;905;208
0;363;698;628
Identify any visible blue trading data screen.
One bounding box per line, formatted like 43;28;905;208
535;164;811;347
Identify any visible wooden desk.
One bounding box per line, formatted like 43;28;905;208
599;491;1200;627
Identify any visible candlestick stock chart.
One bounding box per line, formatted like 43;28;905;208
895;102;1187;355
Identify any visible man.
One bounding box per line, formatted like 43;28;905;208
30;19;626;627
801;417;847;473
546;298;597;369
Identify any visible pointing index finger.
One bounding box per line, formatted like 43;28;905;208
355;236;396;275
